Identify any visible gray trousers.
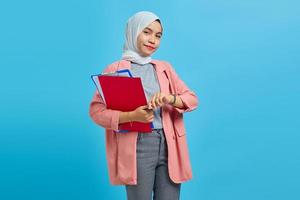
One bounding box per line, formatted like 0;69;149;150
125;129;181;200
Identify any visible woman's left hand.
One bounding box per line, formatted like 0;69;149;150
148;92;173;109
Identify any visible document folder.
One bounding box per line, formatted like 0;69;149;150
91;70;153;133
91;69;132;105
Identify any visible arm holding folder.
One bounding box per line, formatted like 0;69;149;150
90;69;154;133
89;61;198;134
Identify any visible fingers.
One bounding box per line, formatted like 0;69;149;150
151;93;160;109
149;92;167;109
132;105;154;123
156;93;163;105
140;105;149;109
145;114;154;122
137;105;153;116
162;96;169;104
150;93;157;109
138;110;153;123
148;101;152;109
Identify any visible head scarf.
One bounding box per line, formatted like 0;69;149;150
122;11;161;65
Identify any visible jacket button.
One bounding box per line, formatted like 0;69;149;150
172;135;175;140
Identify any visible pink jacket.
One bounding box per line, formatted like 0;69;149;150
89;59;198;185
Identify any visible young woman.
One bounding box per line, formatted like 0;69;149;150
89;11;198;200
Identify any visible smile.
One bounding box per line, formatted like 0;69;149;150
144;45;155;50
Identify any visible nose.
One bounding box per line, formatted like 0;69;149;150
149;35;155;44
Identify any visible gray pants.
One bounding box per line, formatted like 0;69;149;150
125;129;181;200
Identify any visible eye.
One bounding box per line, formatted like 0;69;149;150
156;35;161;39
143;31;150;34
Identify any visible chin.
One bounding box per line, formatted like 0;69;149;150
140;52;152;57
143;50;155;57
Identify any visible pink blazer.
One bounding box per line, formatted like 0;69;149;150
89;59;198;185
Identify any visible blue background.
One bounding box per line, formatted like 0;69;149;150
1;0;299;199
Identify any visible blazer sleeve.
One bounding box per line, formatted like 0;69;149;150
89;90;121;131
166;62;199;114
89;64;121;131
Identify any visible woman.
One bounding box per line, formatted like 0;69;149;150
89;11;198;200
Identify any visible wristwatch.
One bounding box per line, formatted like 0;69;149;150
170;94;176;105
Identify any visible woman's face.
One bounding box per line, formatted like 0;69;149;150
137;20;163;57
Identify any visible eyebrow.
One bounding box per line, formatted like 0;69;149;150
144;27;162;35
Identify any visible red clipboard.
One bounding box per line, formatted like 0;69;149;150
98;75;152;132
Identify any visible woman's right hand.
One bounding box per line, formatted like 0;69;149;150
130;105;154;123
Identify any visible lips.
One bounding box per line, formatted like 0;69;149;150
144;45;155;50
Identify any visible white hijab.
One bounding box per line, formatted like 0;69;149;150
122;11;161;65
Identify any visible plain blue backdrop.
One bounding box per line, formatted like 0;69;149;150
0;0;299;199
